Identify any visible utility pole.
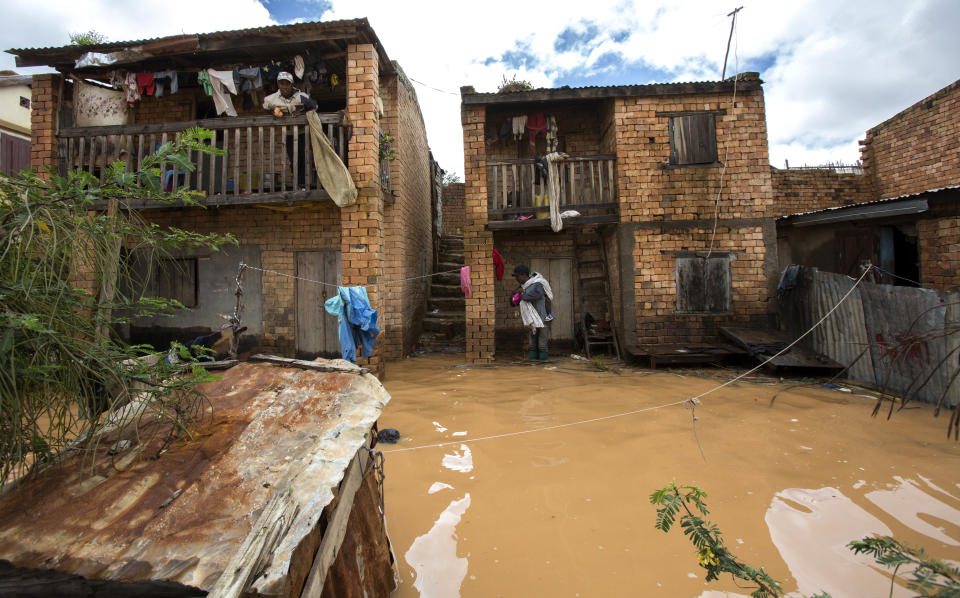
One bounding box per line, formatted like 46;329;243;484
721;6;743;81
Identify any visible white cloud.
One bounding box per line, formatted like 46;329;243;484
2;0;958;177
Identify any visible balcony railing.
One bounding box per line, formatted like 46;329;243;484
57;113;347;208
486;155;617;224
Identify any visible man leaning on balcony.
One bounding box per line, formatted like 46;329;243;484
264;72;318;188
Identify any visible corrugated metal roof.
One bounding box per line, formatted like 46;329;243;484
778;184;960;221
0;360;390;595
461;73;762;105
7;18;367;54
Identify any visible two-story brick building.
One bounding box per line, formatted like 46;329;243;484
776;78;960;291
459;73;778;362
10;19;437;364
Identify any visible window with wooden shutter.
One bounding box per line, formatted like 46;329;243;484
156;258;198;308
668;113;718;165
675;254;732;313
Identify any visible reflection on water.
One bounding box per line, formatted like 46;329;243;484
404;494;471;598
765;487;903;597
382;355;960;597
865;477;960;546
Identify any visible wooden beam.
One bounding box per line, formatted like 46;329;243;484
249;354;369;375
489;202;618;215
59;114;343;137
299;445;369;597
486;214;619;230
92;190;332;211
462;78;761;105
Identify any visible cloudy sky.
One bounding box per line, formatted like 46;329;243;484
3;0;958;177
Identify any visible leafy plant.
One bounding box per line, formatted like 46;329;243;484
0;128;235;484
379;131;396;162
69;30;107;46
442;171;461;185
497;74;534;94
650;481;783;597
849;536;960;597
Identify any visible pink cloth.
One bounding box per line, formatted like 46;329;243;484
460;266;471;298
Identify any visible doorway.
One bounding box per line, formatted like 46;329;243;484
529;257;574;340
296;250;341;357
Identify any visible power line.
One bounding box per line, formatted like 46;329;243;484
408;77;460;96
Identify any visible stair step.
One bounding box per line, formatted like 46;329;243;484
433;272;461;285
430;283;463;297
437;261;464;271
580;275;606;283
430;296;464;308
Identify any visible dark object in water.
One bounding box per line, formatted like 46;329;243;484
377;428;400;444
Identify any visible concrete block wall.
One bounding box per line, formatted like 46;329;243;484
770;168;873;217
379;70;433;357
613;87;777;346
861;79;960;199
441;183;465;236
461;104;495;363
144;205;341;355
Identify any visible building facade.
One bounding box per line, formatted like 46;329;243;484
11;19;436;364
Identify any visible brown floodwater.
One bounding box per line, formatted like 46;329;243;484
379;355;960;598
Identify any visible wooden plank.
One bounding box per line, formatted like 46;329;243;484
249;353;368;375
607;159;615;201
486;214;619;230
299;446;368;598
292;124;299;190
221;131;229;197
58;113;343;137
246;127;253;195
589;160;596;203
280;125;287;192
91;188;331;210
296;252;326;356
234;128;240;197
323;250;342;354
490;202;618;216
511;164;518;208
197;137;206;193
486;154;616;166
304;121;313;190
500;165;507;209
491;166;498;211
258;127;264;192
137;135;144;182
269;127;276;194
99;136;107;183
720;327;844;371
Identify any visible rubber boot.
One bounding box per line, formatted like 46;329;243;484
539;351;549;361
529;350;538;360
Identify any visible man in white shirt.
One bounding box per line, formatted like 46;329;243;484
263;72;318;187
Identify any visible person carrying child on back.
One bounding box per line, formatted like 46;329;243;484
511;264;554;360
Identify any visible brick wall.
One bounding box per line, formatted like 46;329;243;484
144;204;341;355
770;168;873;217
612;87;777;346
30;74;60;173
461;103;495;363
379;70;433;357
861;79;960;199
341;43;384;368
918;198;960;291
441;182;465;236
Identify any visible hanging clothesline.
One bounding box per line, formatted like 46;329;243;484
241;264;463;289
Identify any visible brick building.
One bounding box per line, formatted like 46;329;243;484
11;19;437;364
459;73;778;362
777;78;960;291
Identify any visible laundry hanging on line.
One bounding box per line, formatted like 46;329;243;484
324;286;380;363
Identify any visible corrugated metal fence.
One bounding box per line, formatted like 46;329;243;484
779;266;960;407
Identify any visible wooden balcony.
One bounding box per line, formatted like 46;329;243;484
57;113;348;209
485;155;618;229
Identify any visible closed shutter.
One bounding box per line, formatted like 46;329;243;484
0;133;31;175
157;258;198;308
669;114;717;165
675;255;731;313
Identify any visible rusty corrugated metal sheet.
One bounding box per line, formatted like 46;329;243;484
781;266;960;406
0;360;391;596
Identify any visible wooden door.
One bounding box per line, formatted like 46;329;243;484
530;258;574;339
296;250;341;356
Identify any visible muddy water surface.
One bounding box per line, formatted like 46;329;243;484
380;355;960;597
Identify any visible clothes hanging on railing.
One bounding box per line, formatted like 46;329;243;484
512;115;527;140
153;71;179;97
324;286;380;363
206;68;238;117
306;110;358;207
545;151;569;232
136;73;155;97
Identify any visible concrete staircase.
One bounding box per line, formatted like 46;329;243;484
418;235;465;353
